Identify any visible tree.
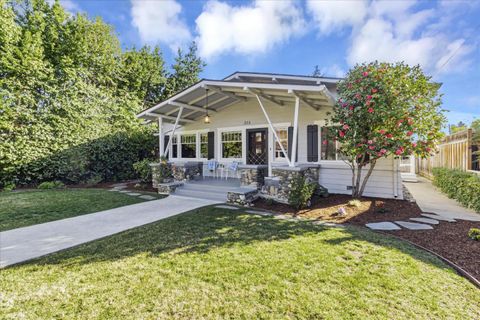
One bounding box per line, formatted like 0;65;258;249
450;121;467;134
329;62;446;198
312;65;322;77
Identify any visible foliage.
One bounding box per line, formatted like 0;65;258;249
330;62;446;197
156;156;173;183
37;181;65;189
0;0;204;187
2;207;479;318
2;182;15;192
468;228;480;241
133;159;153;184
432;168;480;213
288;175;316;210
450;121;468;134
0;189;159;231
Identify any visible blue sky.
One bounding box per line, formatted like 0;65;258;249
60;0;479;126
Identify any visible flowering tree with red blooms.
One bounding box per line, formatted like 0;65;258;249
328;62;445;198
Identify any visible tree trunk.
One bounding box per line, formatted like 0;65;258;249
358;160;377;197
353;163;363;198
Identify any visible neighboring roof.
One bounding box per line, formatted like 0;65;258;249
136;72;340;123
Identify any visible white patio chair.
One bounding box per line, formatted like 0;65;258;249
206;160;219;179
225;161;239;180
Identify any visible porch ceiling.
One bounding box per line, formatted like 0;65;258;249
136;79;337;123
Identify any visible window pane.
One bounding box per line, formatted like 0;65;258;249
321;127;336;160
180;134;196;158
172;136;178;158
200;133;208;158
275;129;288;159
222;131;242;158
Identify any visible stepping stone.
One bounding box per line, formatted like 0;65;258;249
215;205;239;210
126;192;141;196
118;190;129;193
246;210;272;216
394;221;433;230
138;195;157;200
274;214;291;220
421;213;456;222
365;222;401;231
409;217;439;225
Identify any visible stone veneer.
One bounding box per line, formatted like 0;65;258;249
227;188;259;206
238;164;267;189
171;161;203;181
150;163;173;188
157;181;183;195
260;165;320;204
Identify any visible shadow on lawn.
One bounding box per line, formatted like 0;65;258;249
24;206;449;271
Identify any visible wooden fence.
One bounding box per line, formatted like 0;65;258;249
417;129;477;178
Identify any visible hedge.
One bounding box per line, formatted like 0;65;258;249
432;168;480;213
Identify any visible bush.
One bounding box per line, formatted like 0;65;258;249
2;182;15;192
38;181;65;189
348;199;361;208
133;159;153;183
288;176;317;210
432;168;480;213
468;228;480;241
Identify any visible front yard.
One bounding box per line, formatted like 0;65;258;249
1;206;479;319
0;189;161;231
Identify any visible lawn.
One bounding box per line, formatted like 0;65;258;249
0;189;161;231
1;207;479;319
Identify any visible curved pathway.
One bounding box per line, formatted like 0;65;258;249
0;195;219;268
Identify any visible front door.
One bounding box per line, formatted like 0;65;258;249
246;128;268;165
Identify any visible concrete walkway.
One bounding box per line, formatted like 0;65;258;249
0;195;219;267
404;177;480;221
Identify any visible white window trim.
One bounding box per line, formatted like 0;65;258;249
218;128;244;162
272;127;289;163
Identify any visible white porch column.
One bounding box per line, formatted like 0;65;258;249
291;96;300;167
158;116;164;157
164;107;184;158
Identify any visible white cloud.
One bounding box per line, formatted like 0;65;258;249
321;64;346;78
195;0;306;59
316;0;476;75
130;0;191;51
306;0;368;34
47;0;80;14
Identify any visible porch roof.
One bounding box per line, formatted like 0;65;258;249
136;74;339;124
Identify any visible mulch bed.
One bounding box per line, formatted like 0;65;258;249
253;195;480;282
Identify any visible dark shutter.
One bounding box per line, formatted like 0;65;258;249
287;126;298;160
207;131;215;159
163;136;169;159
307;125;319;162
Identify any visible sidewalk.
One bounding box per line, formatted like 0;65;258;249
0;195;218;267
404;177;480;221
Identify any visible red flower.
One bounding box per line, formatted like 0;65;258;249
367;140;373;144
371;88;378;93
369;146;375;150
362;71;369;77
355;93;361;99
386;134;393;139
412;142;417;148
395;149;403;155
407;131;413;136
339;131;345;138
347;83;352;89
380;149;387;154
379;129;386;134
366;95;372;100
407;118;413;125
368;107;374;113
343;124;350;130
322;140;328;145
349;106;354;111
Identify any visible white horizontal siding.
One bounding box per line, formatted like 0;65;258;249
318;158;403;199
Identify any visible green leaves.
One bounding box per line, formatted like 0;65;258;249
0;0;205;187
433;168;480;213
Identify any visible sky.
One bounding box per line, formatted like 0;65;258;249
57;0;479;126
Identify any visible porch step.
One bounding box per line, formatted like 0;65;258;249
181;182;237;194
174;188;227;202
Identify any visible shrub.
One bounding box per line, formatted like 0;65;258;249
2;182;15;192
133;159;154;184
288;176;316;210
38;181;65;189
432;168;480;213
468;228;480;241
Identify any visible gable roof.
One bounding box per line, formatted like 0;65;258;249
136;72;341;124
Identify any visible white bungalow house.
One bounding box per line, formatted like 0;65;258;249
137;72;403;204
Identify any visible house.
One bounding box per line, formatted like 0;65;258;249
136;72;403;204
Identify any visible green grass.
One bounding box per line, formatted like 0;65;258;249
1;207;479;319
0;189;162;231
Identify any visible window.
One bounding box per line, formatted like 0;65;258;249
200;133;208;158
221;131;242;159
171;135;178;158
180;134;196;158
274;128;288;160
321;127;346;160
